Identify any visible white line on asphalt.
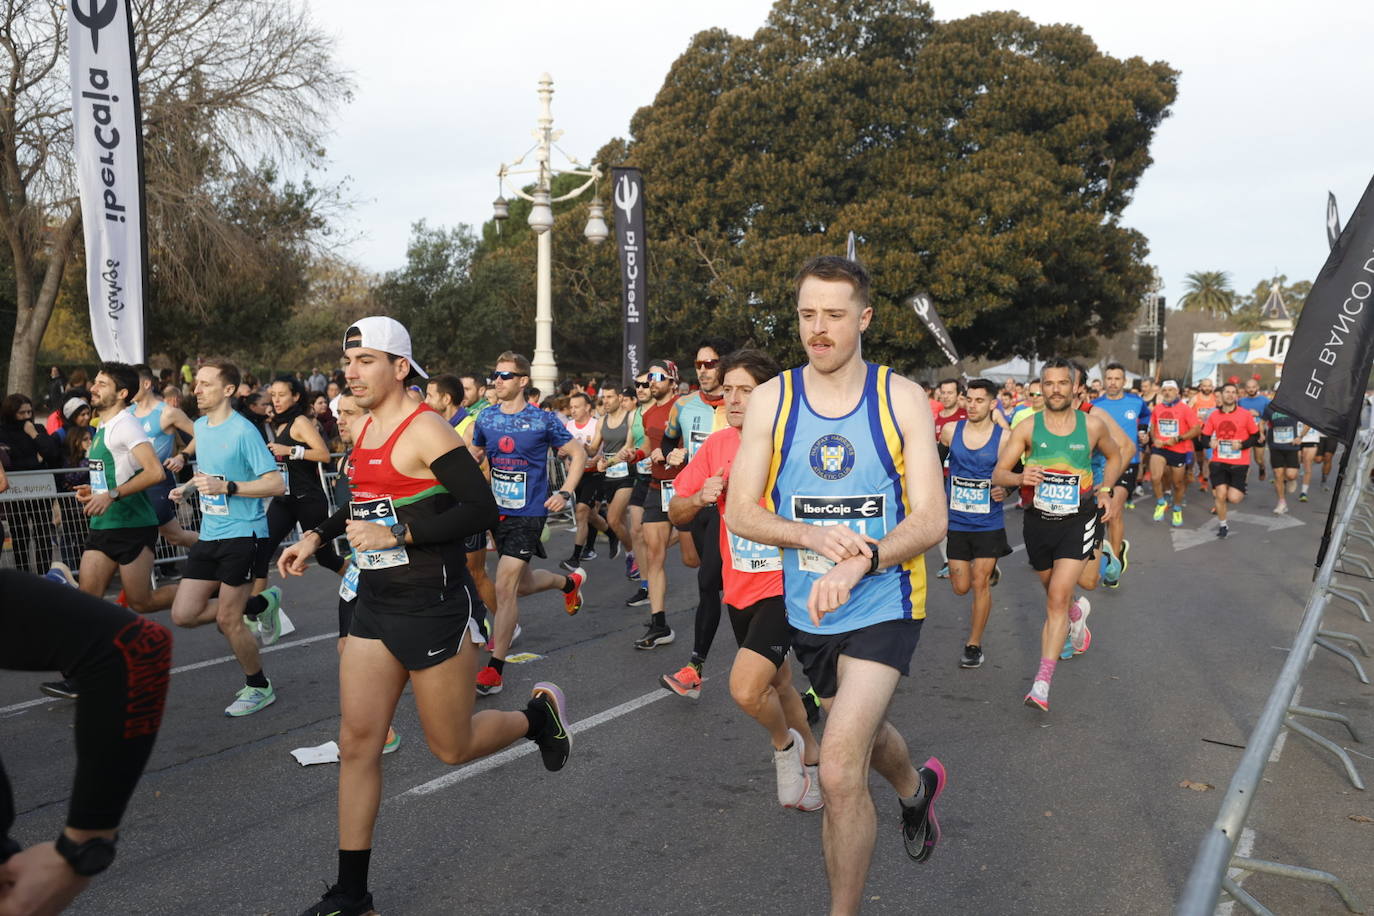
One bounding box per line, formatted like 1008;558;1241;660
399;686;679;798
0;632;336;717
1217;826;1257;916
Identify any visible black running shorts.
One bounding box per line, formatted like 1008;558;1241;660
946;527;1012;562
147;475;178;526
1319;437;1338;455
463;531;488;553
575;471;603;506
1114;463;1139;496
350;589;480;671
1209;463;1248;492
1022;509;1098;572
599;473;636;503
727;595;793;669
1154;448;1189;468
183;537;261;586
1270;449;1300;469
629;477;650;509
493;515;546;562
642;486;671;525
85;525;158;566
790;617;923;700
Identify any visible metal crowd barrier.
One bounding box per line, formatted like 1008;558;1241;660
0;467;201;576
1177;429;1374;915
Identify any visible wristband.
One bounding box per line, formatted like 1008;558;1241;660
1098;486;1113;495
557;489;573;502
291;445;305;460
226;480;238;497
865;543;881;576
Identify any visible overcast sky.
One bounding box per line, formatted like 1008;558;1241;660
313;0;1374;309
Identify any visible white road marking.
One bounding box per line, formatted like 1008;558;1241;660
399;686;679;798
0;632;337;717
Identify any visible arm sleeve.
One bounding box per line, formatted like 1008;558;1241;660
404;447;500;545
0;570;171;840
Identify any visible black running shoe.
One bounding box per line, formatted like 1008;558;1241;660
559;557;580;573
299;883;374;916
901;757;947;863
633;623;675;649
530;682;571;772
40;679;78;700
802;688;822;725
959;644;984;669
625;586;650;607
989;564;1001;588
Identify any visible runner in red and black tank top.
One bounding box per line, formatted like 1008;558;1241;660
644;395;680;490
346;404;471;614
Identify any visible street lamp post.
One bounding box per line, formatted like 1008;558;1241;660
493;73;608;397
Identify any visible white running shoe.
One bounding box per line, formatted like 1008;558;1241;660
1024;680;1050;712
773;727;807;808
797;763;824;811
1068;597;1092;655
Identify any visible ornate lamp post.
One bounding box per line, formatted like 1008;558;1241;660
493;73;607;396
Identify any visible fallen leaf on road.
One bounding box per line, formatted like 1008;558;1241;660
1044;811;1053;817
1349;814;1373;823
1179;780;1214;791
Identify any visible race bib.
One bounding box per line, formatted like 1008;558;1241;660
636;456;652;475
350;497;409;570
338;560;359;601
950;476;991;514
659;481;675;511
1218;440;1241;460
1159;418;1179;439
87;458;109;496
1033;471;1081;517
200;475;230;516
277;461;291;496
1273;427;1295;444
1198;407;1215;421
791;494;887;575
605;461;629;479
491;468;528;510
729;530;783;573
687;429;711;460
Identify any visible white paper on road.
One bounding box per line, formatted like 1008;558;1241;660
291;741;340;766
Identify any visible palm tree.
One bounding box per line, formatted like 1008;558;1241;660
1179;270;1235;318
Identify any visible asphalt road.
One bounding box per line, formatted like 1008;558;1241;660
3;481;1372;915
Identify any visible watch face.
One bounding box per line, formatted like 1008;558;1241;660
81;841;117;875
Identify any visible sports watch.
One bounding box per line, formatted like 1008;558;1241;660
389;522;407;547
55;833;117;877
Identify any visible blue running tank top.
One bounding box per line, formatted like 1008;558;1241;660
946;420;1004;533
130;401;176;461
765;362;926;635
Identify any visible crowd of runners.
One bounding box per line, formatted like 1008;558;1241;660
0;255;1344;915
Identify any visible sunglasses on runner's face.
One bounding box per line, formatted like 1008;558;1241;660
635;381;650;388
695;359;720;370
490;370;521;381
648;371;671;382
1029;392;1044;398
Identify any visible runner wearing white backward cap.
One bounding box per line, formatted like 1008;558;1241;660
343;317;428;379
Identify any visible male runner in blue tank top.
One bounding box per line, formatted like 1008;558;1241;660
728;256;948;913
938;378;1011;670
1092;363;1148;585
130;364;199;550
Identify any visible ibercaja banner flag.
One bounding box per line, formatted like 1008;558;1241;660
1273;174;1374;441
67;0;148;363
612;167;648;389
907;292;960;367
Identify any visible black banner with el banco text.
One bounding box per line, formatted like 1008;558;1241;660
612;168;648;389
1274;174;1374;440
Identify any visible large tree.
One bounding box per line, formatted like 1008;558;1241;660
0;0;349;393
518;0;1177;374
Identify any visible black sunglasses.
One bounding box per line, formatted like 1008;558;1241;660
635;381;650;388
695;359;720;370
490;370;522;381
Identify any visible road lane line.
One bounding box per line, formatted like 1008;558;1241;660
0;632;337;717
399;686;679;798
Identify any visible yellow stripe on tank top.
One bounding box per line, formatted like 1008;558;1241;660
875;365;927;620
764;370;794;514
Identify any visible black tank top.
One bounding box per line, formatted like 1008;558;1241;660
269;416;325;499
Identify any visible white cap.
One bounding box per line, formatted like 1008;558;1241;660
343;316;427;379
1161;379;1180;390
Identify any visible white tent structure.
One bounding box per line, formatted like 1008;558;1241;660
975;357;1141;385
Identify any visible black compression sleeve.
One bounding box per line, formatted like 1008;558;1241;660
406;447;500;544
1243;432;1263;450
0;570;172;837
314;502;351;542
660;431;682;452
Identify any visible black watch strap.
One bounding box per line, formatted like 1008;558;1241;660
55;833;117;877
865;543;881;576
